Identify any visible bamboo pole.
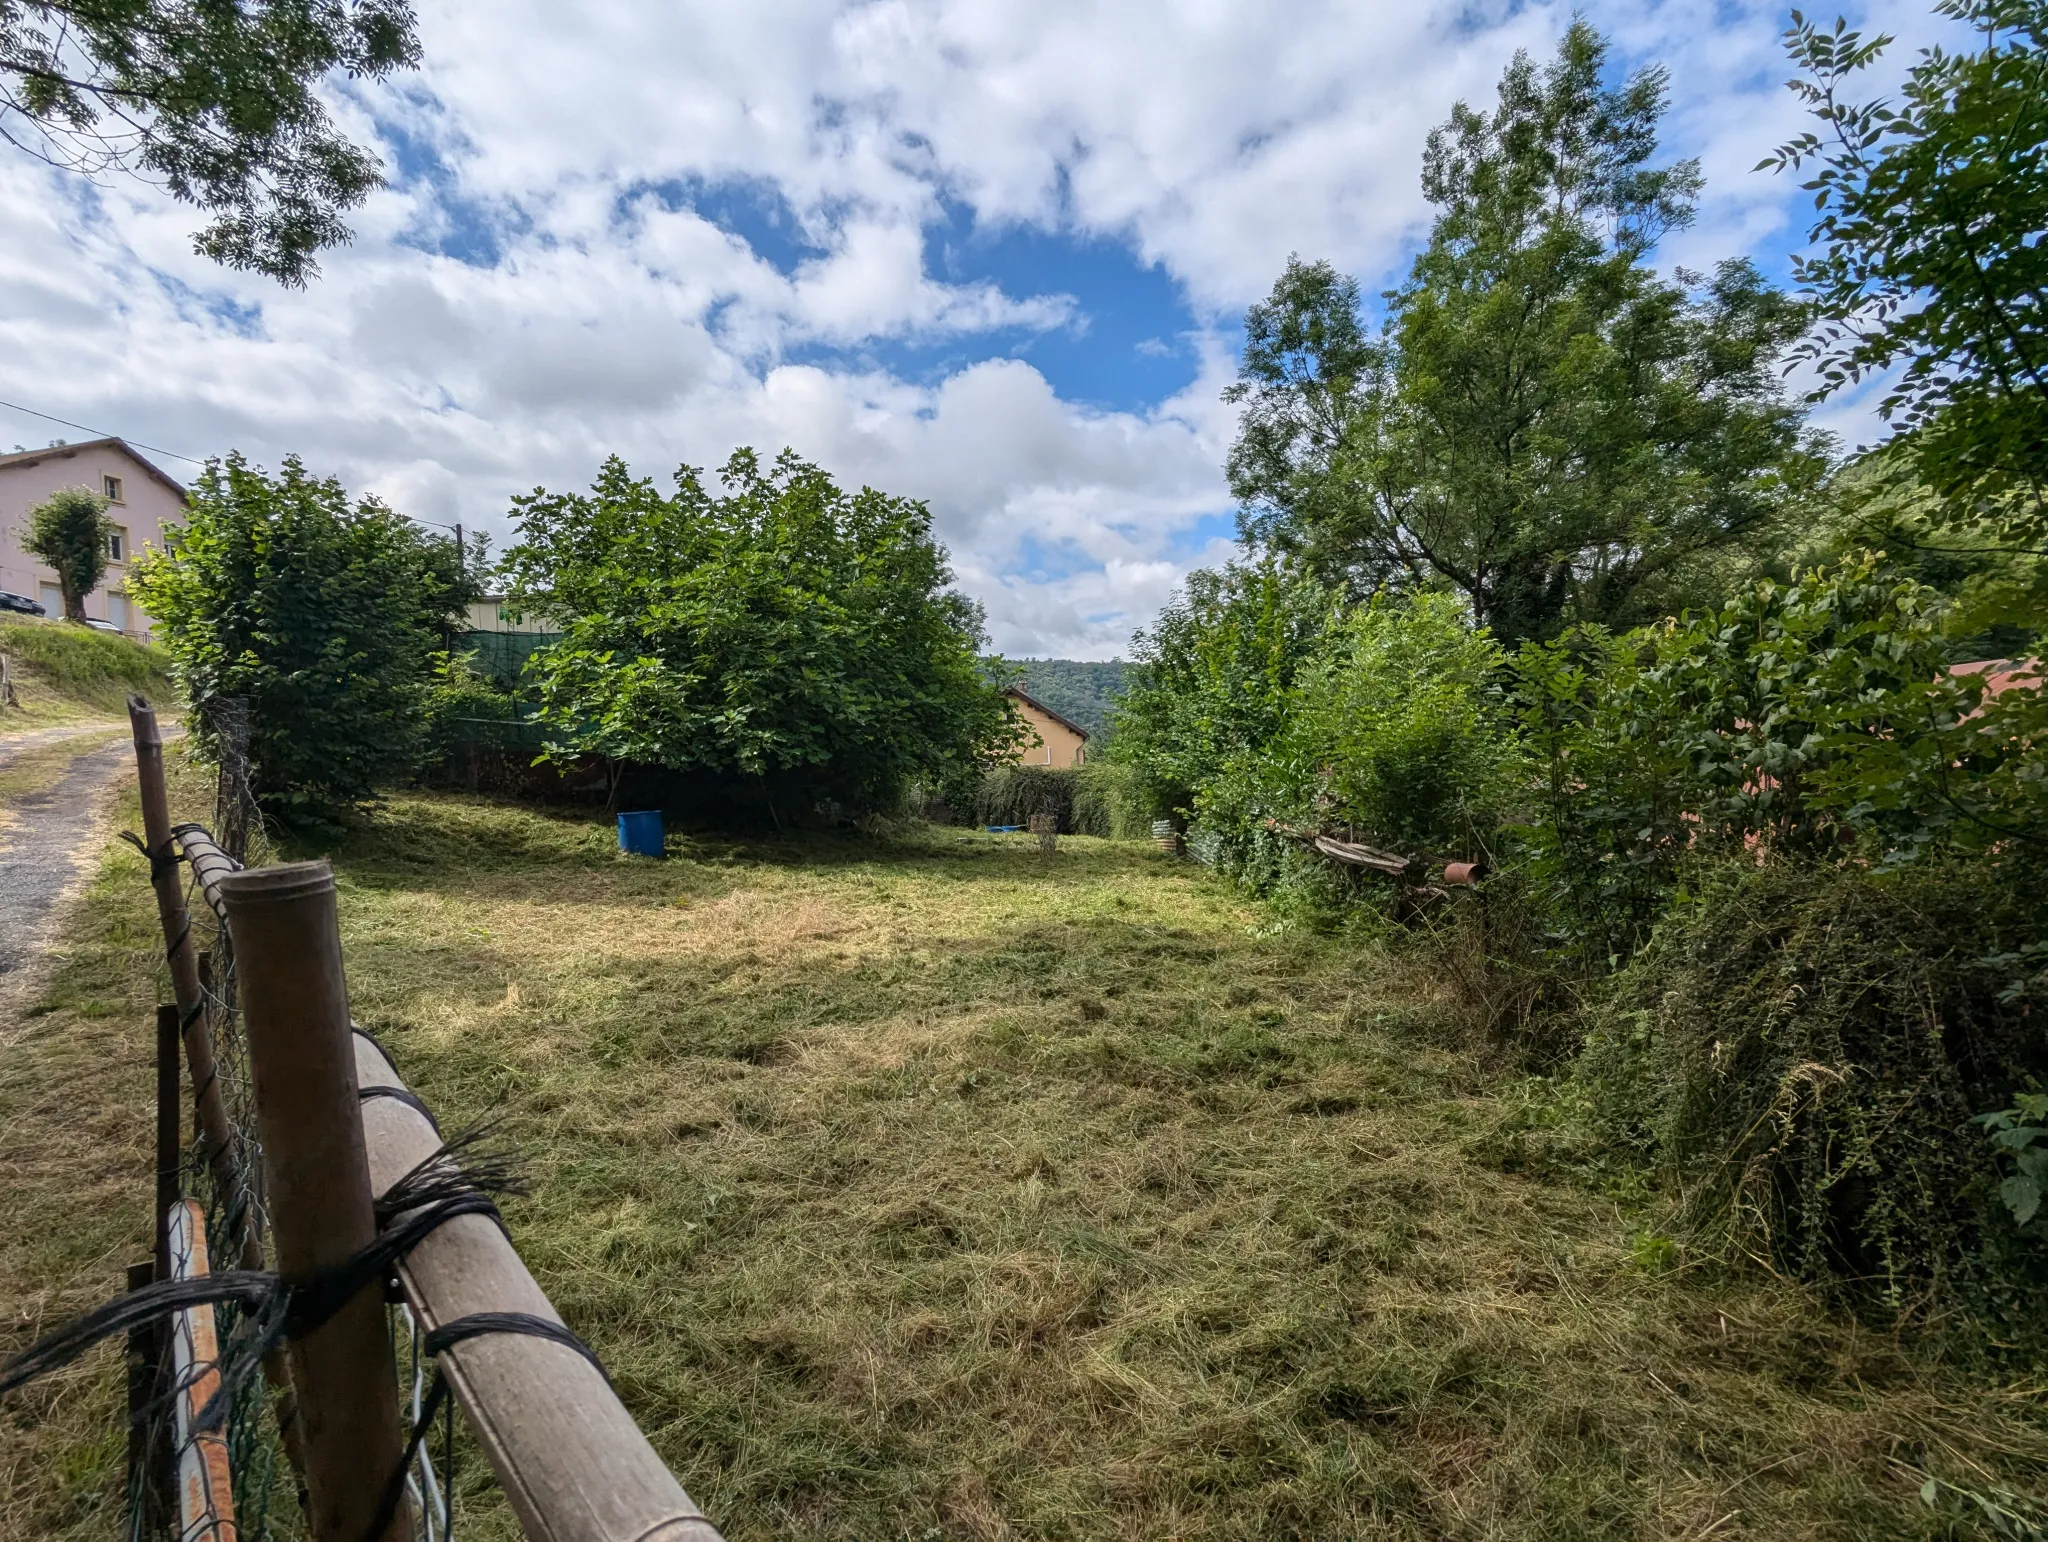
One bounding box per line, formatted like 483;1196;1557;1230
178;826;241;919
220;861;410;1542
167;1199;238;1542
353;1034;725;1542
183;836;313;1497
128;698;249;1264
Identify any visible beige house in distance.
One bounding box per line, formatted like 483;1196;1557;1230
1005;686;1090;767
0;438;187;639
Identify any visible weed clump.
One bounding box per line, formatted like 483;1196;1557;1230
972;762;1157;838
1580;856;2048;1333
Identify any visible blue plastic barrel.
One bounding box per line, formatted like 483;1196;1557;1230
617;809;665;858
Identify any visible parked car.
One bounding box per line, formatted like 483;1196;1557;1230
83;618;123;633
0;590;45;616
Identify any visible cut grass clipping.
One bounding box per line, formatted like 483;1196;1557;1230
7;786;2048;1538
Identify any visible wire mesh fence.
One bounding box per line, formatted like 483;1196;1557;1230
155;821;294;1540
155;822;469;1541
459;630;561;690
0;700;717;1540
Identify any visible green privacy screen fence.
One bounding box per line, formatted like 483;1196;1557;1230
460;629;563;689
447;631;561;754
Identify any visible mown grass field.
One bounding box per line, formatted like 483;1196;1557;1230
7;782;2048;1538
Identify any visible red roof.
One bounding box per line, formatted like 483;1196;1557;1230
1948;657;2042;702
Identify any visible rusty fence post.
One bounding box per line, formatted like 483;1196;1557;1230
218;861;410;1542
154;1004;180;1284
124;1259;170;1535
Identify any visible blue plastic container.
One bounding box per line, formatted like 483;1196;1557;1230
617;809;665;858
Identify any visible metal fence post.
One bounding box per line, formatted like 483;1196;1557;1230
128;696;248;1261
218;860;409;1542
154;1004;180;1284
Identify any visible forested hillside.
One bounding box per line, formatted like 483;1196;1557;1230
1005;658;1128;738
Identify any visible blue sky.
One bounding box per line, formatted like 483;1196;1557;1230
0;0;1955;656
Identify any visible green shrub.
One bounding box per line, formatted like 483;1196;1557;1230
0;617;173;711
421;651;523;755
970;760;1162;837
1276;593;1522;853
1070;759;1158;838
1113;558;1337;821
1186;593;1520;907
1512;553;1974;969
128;453;469;816
975;765;1076;830
501;449;1014;810
1579;855;2047;1329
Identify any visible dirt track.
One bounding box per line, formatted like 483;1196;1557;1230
0;729;130;1014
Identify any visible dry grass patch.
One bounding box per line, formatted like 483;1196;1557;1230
7;787;2048;1538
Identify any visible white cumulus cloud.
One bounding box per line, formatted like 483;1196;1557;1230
0;0;1964;655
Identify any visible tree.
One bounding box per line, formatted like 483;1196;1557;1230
499;448;1016;809
1764;1;2048;547
127;452;464;814
1268;593;1520;857
0;0;420;284
22;483;112;620
1111;557;1336;817
1228;24;1825;646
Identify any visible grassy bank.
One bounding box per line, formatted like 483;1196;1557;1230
7;790;2048;1537
0;618;174;726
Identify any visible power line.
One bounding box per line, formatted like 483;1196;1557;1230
0;395;464;545
0;397;206;466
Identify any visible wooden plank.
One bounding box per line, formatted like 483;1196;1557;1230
1310;834;1413;874
167;1199;238;1542
352;1035;725;1542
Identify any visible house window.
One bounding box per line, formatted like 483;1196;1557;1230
108;526;125;561
103;474;124;503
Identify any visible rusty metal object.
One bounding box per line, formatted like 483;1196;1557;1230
1442;861;1489;887
167;1199;238;1541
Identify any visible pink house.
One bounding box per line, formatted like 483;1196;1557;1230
0;438;187;640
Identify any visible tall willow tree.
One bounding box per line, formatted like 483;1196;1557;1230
1228;23;1825;645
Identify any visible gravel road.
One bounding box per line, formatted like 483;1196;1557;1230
0;729;132;1004
0;720;119;771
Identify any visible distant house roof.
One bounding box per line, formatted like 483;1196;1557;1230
1947;657;2042;724
1948;657;2042;701
1003;685;1090;740
0;436;188;499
